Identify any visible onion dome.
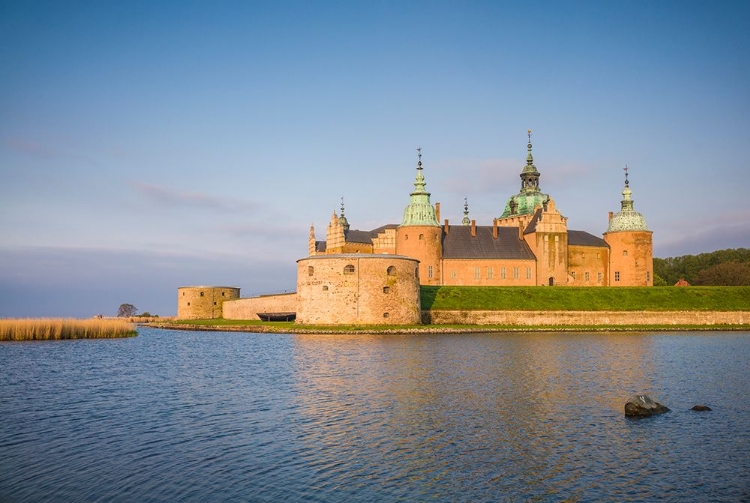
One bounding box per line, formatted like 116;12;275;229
500;129;550;217
400;148;440;227
607;167;649;232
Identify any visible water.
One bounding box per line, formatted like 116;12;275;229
1;328;748;502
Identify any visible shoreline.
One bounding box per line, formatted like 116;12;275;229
142;322;750;335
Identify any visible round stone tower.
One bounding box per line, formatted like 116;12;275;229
177;286;240;319
296;254;421;325
603;168;653;286
395;148;443;285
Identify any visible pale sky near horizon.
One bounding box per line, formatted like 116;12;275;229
1;0;749;318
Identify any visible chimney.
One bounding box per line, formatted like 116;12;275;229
608;211;613;221
444;219;449;234
435;202;441;222
471;219;476;237
518;221;524;241
493;218;498;239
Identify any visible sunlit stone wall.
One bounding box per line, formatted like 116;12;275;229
223;293;297;320
296;254;421;325
177;286;240;319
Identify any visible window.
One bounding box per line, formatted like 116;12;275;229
451;270;456;279
487;267;494;279
387;266;396;276
597;253;601;259
383;286;390;294
187;302;191;306
415;267;419;278
428;265;433;278
623;250;628;257
182;292;185;296
200;292;204;297
526;267;532;279
322;285;329;291
474;267;480;280
501;267;506;279
308;266;314;276
405;234;409;240
571;271;576;281
419;234;424;240
513;267;519;279
213;301;217;306
383;313;389;318
598;272;602;283
647;271;651;282
344;264;355;275
615;271;620;282
585;272;590;282
222;292;225;296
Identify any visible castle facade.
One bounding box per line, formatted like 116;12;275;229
308;133;653;288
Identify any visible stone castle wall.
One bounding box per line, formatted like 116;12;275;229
177;286;240;319
296;254;421;325
223;293;297;320
424;310;749;326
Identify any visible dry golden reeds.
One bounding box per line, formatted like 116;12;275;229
0;318;137;341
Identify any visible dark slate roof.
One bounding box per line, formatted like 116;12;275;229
523;208;543;234
344;224;399;244
568;230;609;248
344;229;375;244
442;226;537;260
315;240;327;252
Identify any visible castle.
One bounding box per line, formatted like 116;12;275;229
178;131;653;324
308;132;653;288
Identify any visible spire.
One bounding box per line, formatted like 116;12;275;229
500;129;548;218
526;129;534;166
606;166;648;232
339;196;349;231
520;128;541;191
400;147;440;227
462;197;471;226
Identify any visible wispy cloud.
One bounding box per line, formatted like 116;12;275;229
132;181;260;213
2;137;95;164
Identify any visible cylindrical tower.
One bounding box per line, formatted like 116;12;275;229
603;168;653;286
395;148;443;285
177;286;241;319
296;254;421;325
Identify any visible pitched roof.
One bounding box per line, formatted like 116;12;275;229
442;225;537;260
568;230;609;248
344;229;376;244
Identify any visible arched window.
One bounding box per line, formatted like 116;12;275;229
308;266;314;276
419;234;424;240
322;285;329;291
387;266;397;276
623;250;628;257
344;264;355;275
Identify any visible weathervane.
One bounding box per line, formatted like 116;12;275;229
623;165;629;186
528;129;532;142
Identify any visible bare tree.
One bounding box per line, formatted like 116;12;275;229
117;303;138;317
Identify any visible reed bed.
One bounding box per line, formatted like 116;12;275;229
0;318;137;341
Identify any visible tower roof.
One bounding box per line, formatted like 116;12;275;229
607;166;649;232
400;148;440;227
500;129;549;218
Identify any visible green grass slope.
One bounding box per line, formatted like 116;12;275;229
421;286;750;311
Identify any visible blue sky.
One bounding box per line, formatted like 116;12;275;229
1;0;749;317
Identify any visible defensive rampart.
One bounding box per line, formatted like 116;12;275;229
423;310;750;326
177;286;240;319
223;293;297;320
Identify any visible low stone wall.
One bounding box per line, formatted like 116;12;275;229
423;310;750;326
223;293;297;320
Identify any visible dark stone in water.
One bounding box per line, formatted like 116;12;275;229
691;405;712;411
625;394;670;417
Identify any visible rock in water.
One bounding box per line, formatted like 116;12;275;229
691;405;712;411
624;394;670;417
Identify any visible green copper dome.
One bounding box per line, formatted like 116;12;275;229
607;170;649;232
500;131;549;218
400;149;440;227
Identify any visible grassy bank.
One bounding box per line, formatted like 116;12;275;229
421;286;750;311
0;318;137;341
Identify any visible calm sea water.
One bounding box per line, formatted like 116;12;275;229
1;328;748;502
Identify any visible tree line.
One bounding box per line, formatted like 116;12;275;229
653;248;750;286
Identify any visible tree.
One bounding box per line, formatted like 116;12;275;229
694;261;750;286
117;303;138;317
